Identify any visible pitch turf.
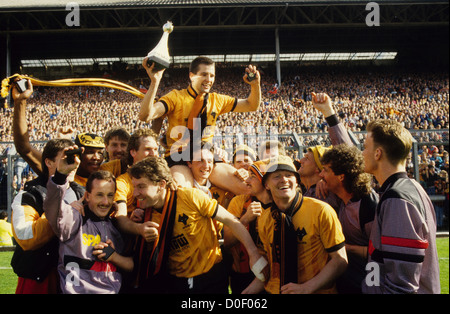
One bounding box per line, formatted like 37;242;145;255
0;237;448;294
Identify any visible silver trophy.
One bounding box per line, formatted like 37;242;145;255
146;21;174;71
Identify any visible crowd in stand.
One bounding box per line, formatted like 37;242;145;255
1;65;448;194
1;65;448;142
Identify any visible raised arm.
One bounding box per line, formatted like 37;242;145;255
138;58;168;122
311;92;353;146
233;64;262;113
11;79;43;175
43;146;82;242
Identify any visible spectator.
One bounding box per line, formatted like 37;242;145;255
423;164;440;194
0;210;13;246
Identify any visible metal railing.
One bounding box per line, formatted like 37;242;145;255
1;129;448;229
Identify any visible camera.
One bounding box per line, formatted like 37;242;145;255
247;72;256;82
65;148;82;164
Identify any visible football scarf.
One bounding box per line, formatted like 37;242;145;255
1;74;145;99
270;191;303;288
186;84;209;157
134;189;177;289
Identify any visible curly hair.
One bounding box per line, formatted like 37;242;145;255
320;144;373;199
128;156;174;186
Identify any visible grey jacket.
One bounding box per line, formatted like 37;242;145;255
44;172;125;294
362;172;440;294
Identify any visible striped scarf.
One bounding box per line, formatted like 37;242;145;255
270;191;303;288
1;74;145;99
134;189;177;290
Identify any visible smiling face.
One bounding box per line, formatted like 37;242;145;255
85;178;116;219
264;170;298;202
130;136;159;164
132;176;165;210
189;63;215;95
106;136;128;160
188;148;214;184
234;153;254;170
245;170;265;196
79;147;105;176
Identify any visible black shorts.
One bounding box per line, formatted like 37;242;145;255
166;260;229;294
164;154;188;168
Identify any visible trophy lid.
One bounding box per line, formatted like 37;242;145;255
163;21;174;34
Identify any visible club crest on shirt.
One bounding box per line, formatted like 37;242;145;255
178;213;189;226
296;227;307;242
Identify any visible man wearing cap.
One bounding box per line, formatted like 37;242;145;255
259;140;286;161
74;133;106;187
259;155;347;294
224;159;272;294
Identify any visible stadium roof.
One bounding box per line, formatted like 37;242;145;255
0;0;448;77
2;0;446;11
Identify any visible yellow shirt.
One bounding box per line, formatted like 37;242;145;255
100;159;125;178
168;187;222;278
114;172;136;216
159;85;237;156
210;186;234;210
74;174;88;187
258;196;345;294
11;191;55;250
0;220;13;246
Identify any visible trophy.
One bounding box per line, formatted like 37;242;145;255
146;21;174;71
